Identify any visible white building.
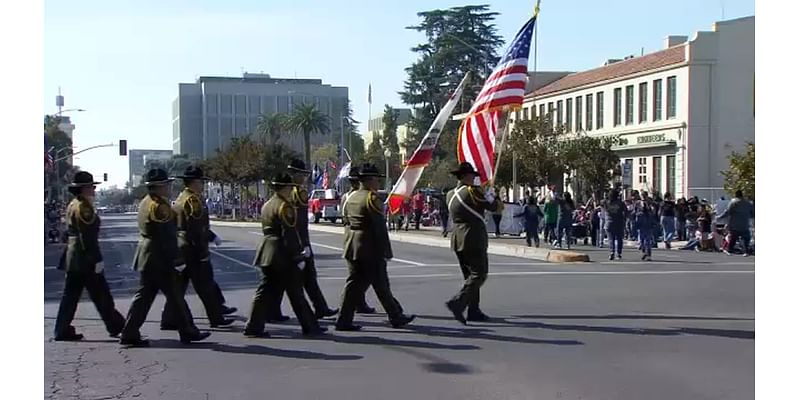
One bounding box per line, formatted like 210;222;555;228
514;16;754;200
365;108;414;163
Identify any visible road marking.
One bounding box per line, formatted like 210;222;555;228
210;249;253;269
315;270;755;280
310;242;425;267
249;231;261;236
45;266;59;270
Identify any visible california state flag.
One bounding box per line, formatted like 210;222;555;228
387;72;471;214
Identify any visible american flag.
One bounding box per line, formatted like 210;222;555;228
457;11;539;184
322;169;329;190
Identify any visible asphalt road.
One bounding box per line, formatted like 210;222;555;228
44;214;754;400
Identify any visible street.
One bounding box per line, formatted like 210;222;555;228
44;214;754;400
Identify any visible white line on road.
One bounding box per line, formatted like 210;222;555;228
311;242;425;266
210;249;253;269
315;269;754;281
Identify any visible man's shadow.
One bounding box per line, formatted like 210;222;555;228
143;339;363;361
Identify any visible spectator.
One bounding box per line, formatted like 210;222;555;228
555;192;576;249
660;192;677;249
697;207;714;251
636;203;656;261
515;197;543;247
676;198;688;241
412;190;425;230
432;189;449;237
715;196;730;225
542;194;558;243
717;190;755;256
491;199;503;237
605;189;626;260
595;193;607;248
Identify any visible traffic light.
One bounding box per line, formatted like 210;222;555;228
119;139;127;156
103;173;108;182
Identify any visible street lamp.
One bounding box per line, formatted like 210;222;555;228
54;108;86;116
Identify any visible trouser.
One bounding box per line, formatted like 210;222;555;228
525;225;540;246
661;216;676;245
414;210;422;230
729;229;752;254
54;270;125;337
161;258;226;326
448;250;488;313
544;222;557;242
677;219;687;241
607;228;624;256
590;222;599;246
492;214;502;235
337;258;403;327
269;256;330;317
556;220;572;248
640;231;653;256
596;218;606;247
120;268;200;340
246;265;318;334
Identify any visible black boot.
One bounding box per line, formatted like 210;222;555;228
315;308;339;319
120;336;150;347
390;314;416;328
210;318;236;328
179;331;211;344
445;300;467;325
356;304;376;314
467;309;490;322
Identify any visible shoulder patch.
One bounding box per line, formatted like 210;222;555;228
278;201;297;227
184;194;203;219
76;201;97;225
150;201;173;223
366;192;384;215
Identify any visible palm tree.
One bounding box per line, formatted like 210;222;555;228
286;103;330;167
254;112;287;146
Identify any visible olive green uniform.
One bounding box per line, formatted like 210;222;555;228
120;194;200;341
446;183;500;314
269;187;332;317
161;188;227;327
245;193;319;335
54;197;125;338
336;189;404;327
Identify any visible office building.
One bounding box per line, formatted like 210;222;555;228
128;149;174;186
365;108;413;162
513;16;754;200
173;73;349;159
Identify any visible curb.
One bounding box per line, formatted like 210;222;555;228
210;220;261;228
303;224;590;263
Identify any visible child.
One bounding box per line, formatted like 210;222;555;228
515;198;544;247
636;204;655;261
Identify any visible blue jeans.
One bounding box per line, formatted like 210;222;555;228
661;216;676;244
607;229;624;256
640;231;653;256
556;220;572;248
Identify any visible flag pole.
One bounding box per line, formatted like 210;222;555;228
488;1;540;190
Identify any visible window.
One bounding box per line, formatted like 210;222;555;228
625;85;634;125
586;94;593;131
666;155;676;196
596;92;604;129
653;79;663;121
576;96;583;131
638;82;648;123
539;104;545;119
522;107;529;121
548;102;554;125
221;95;232;114
667;76;677;118
565;98;573;132
653;156;662;194
556;100;563;127
638;157;648;184
613;88;622;126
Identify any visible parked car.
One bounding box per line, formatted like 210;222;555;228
309;189;342;223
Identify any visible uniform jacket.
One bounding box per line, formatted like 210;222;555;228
59;197;103;272
340;188;358;232
173;188;217;264
253;193;304;268
132;194;179;272
446;183;499;253
291;186;311;248
342;189;393;261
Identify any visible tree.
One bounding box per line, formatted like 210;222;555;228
342;99;364;161
254;112;287;146
363;134;385;174
286;103;330;168
721;142;755;200
44;115;74;201
505;117;567;189
311;143;338;168
419;158;456;190
381;105;402;180
561;134;621;200
401;5;503;160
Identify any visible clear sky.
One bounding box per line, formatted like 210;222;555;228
44;0;754;189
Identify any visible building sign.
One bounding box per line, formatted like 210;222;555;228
636;133;666;144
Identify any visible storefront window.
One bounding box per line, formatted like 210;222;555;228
666;155;676;196
653;156;662;195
